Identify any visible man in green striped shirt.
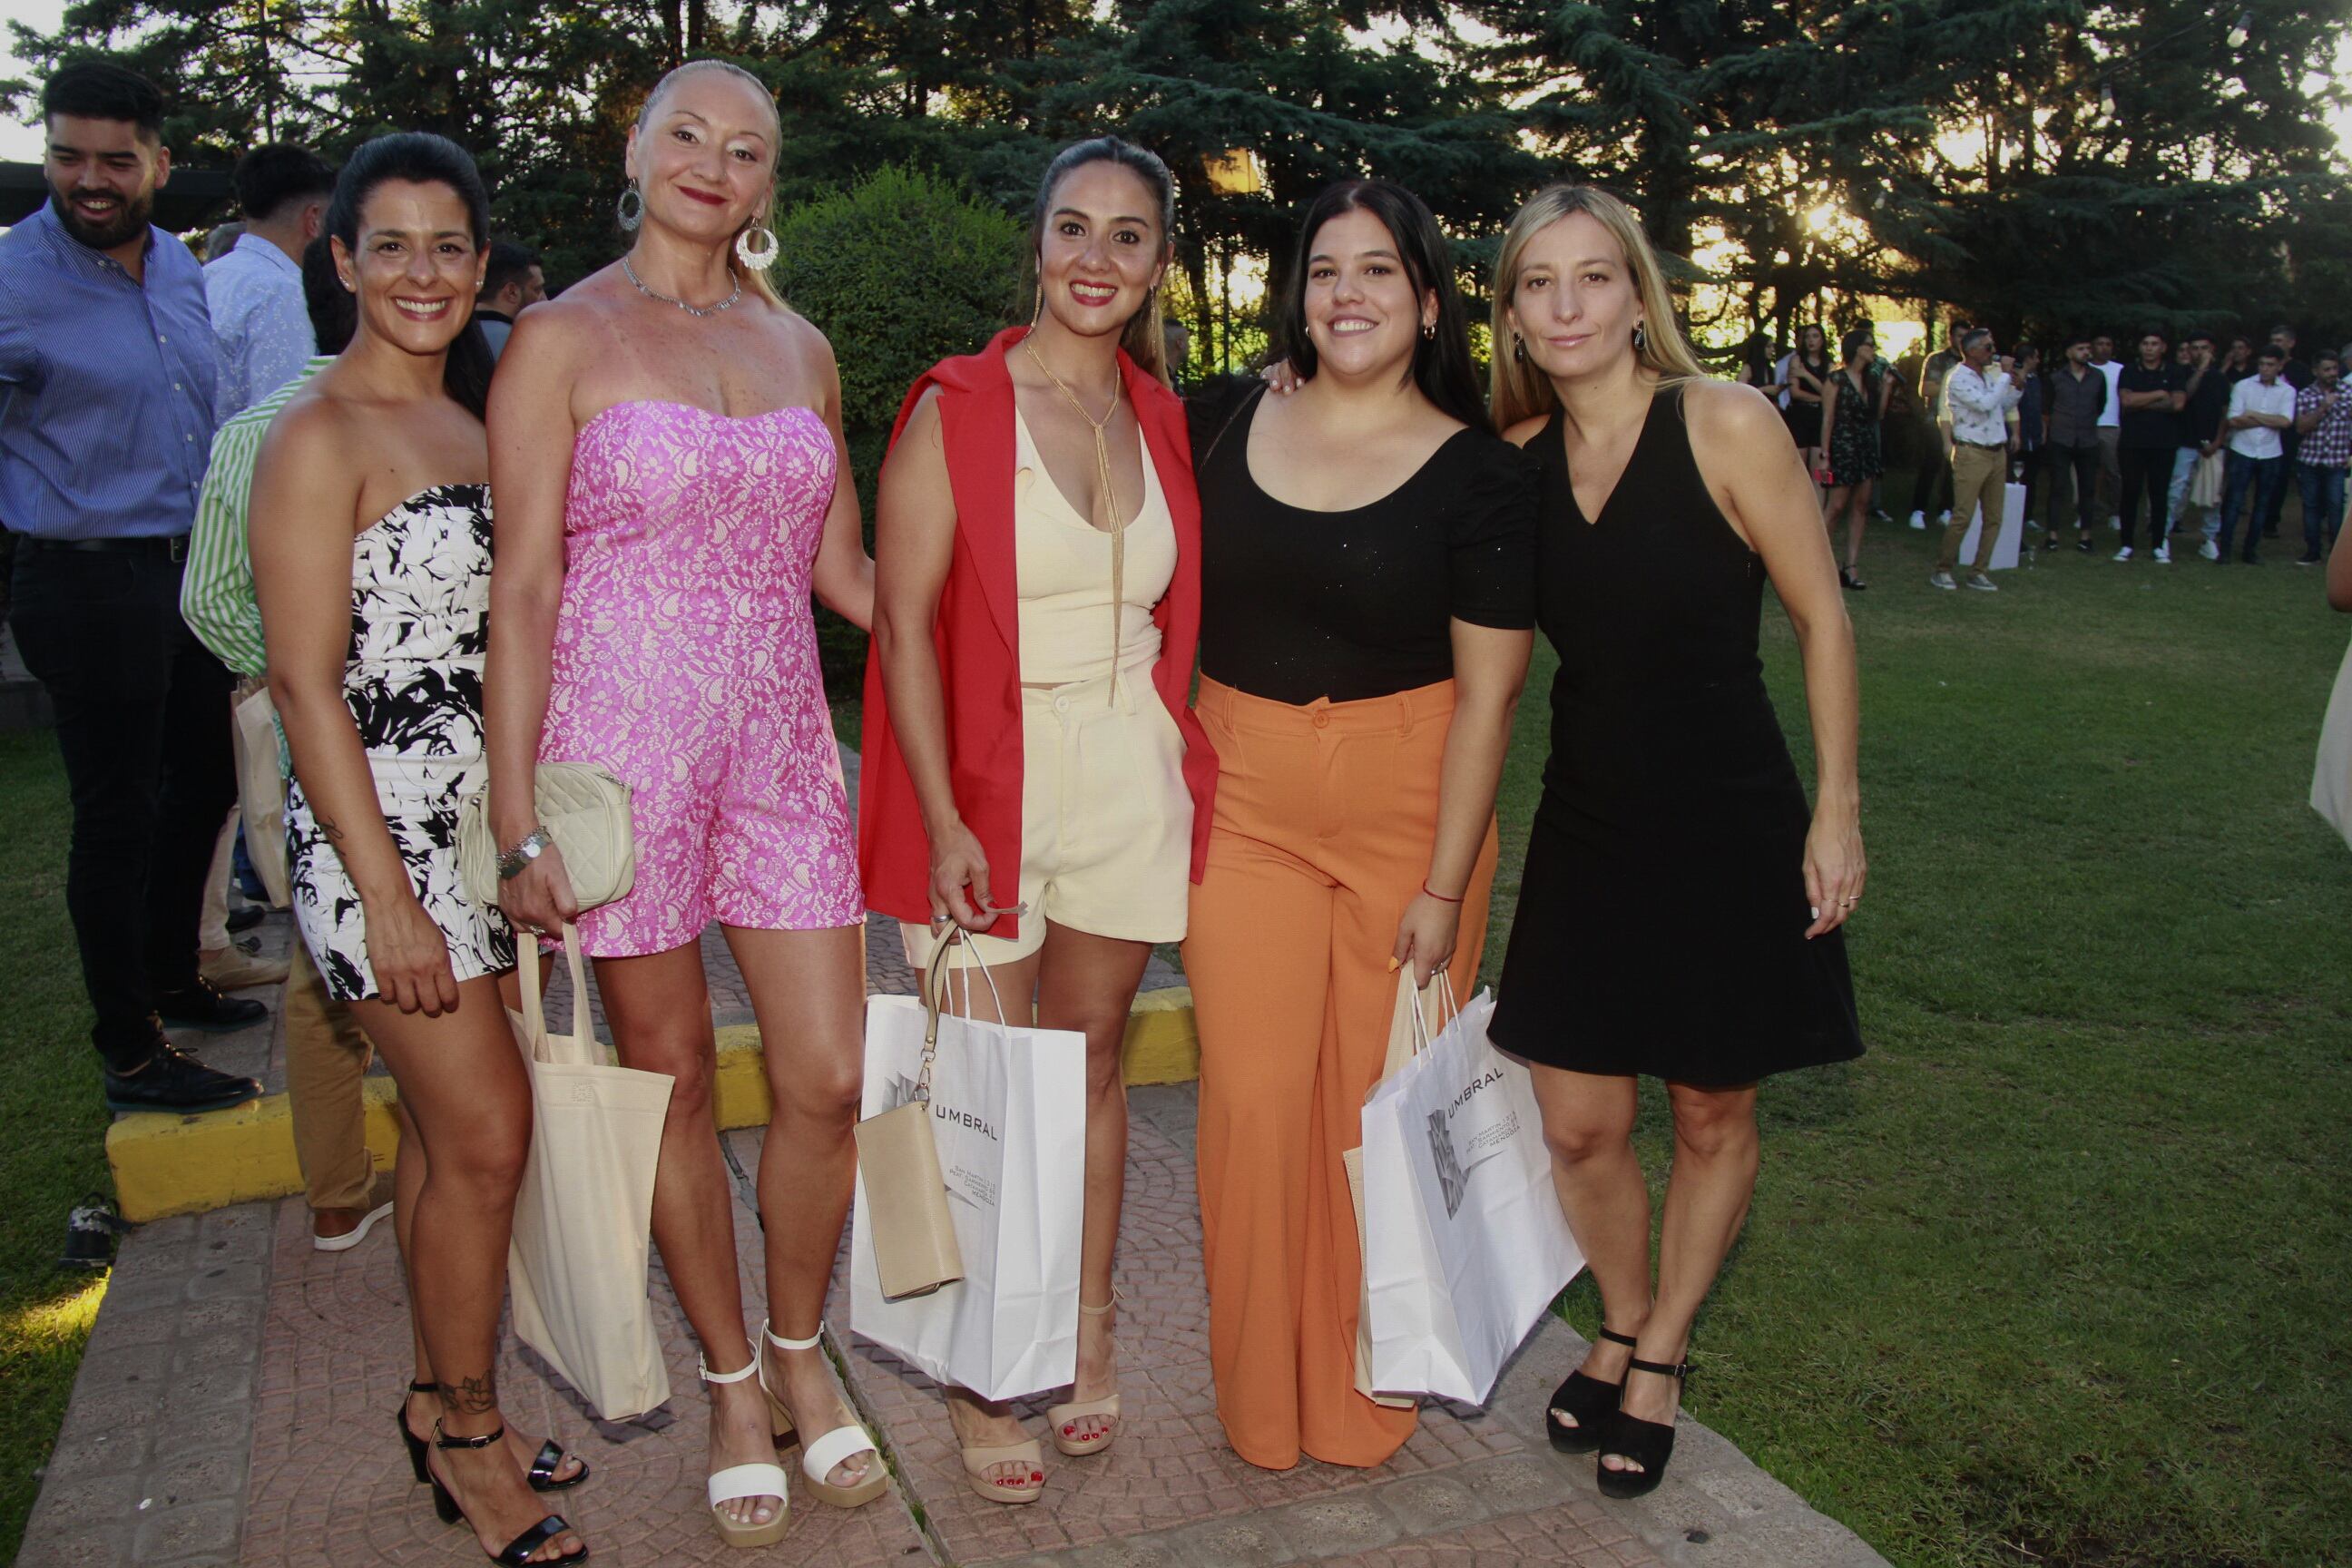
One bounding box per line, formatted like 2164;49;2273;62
179;250;390;1250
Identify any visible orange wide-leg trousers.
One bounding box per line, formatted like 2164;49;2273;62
1183;677;1497;1471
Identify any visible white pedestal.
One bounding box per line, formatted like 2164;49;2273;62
1958;482;2027;571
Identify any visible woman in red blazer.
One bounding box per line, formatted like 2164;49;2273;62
862;137;1215;1504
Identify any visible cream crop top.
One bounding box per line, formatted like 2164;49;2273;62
1014;408;1175;686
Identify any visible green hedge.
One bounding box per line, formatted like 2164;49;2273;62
779;164;1024;513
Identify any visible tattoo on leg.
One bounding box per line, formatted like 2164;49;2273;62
440;1373;497;1416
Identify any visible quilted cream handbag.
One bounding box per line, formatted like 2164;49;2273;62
458;763;637;912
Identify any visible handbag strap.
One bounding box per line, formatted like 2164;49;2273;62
517;922;597;1064
915;929;1010;1100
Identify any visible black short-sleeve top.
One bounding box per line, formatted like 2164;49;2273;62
1187;380;1538;706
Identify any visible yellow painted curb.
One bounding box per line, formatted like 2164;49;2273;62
108;990;1200;1221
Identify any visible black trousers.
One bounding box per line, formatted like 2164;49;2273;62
9;542;235;1070
2047;442;2102;535
2116;446;2173;552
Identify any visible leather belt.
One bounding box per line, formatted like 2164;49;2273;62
1955;439;2006;450
17;534;190;563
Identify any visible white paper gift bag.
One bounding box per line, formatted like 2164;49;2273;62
850;946;1086;1402
1361;978;1583;1405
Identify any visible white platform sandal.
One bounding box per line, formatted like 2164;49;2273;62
758;1321;889;1508
700;1351;792;1549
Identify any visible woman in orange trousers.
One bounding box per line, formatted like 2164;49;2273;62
1181;180;1534;1471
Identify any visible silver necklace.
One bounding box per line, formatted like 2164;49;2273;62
621;255;740;318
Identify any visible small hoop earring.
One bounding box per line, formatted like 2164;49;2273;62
1421;319;1436;341
616;180;643;232
1632;322;1649;353
735;222;778;272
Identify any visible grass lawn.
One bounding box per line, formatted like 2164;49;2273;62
0;724;113;1560
2;492;2347;1563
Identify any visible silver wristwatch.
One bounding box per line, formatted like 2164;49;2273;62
496;828;555;880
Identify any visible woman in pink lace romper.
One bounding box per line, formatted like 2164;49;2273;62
484;63;881;1548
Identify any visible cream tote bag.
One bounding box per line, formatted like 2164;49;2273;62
2311;634;2352;851
505;924;675;1420
230;682;290;907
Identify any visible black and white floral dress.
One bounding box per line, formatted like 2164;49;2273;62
287;483;516;1002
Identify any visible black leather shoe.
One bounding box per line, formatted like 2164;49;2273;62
225;904;267;934
103;1041;263;1113
153;978;268;1032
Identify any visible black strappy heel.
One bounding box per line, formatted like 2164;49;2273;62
400;1381;587;1492
1597;1356;1689;1499
1545;1327;1638;1453
427;1423;590;1565
397;1380;440;1485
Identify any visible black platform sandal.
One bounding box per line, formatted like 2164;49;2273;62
400;1383;587;1493
1596;1356;1689;1499
1545;1327;1639;1453
427;1423;590;1565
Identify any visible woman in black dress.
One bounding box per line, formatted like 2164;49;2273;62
1782;322;1831;474
1484;185;1865;1499
1818;328;1892;590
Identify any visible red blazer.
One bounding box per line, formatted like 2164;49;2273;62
858;327;1218;943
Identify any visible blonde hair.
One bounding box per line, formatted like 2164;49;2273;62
1487;184;1709;431
636;58;785;308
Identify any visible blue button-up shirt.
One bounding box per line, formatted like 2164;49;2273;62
204;232;313;421
0;202;218;540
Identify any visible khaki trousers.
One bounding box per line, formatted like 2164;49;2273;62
1183;677;1497;1471
283;937;377;1211
1938;444;2008;573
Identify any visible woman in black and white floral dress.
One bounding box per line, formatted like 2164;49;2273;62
283;480;514;1000
252;133;589;1567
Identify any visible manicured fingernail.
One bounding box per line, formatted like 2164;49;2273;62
1387;957;1400;973
1809;906;1820;919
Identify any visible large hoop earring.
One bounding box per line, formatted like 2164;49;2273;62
735;221;778;273
616;180;643;232
1632;322;1649;354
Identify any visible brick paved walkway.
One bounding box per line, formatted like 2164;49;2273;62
22;764;1885;1568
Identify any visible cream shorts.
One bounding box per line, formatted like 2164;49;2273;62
901;665;1192;969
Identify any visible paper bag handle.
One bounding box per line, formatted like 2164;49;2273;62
517;922;597;1065
1391;965;1463;1061
911;929;1010;1102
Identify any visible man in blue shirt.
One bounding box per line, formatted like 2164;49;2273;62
0;59;264;1112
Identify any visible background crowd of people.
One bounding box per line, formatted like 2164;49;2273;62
1741;318;2351;581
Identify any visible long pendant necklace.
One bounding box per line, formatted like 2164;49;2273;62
1022;336;1131;694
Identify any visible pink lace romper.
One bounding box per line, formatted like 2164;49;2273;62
540;400;862;956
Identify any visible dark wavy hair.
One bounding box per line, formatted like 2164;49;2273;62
1027;136;1177;385
323;132;494;419
1277;180;1482;429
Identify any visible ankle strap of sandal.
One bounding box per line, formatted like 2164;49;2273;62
1077;1286;1125;1318
699;1351;760;1385
407;1378;442;1396
1595;1328;1638;1349
762;1318;823;1352
434;1421;507;1449
1626;1355;1690;1381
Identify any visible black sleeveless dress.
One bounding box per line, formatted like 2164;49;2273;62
1488;390;1863;1085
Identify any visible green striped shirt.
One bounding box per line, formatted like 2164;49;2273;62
178;356;333;679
